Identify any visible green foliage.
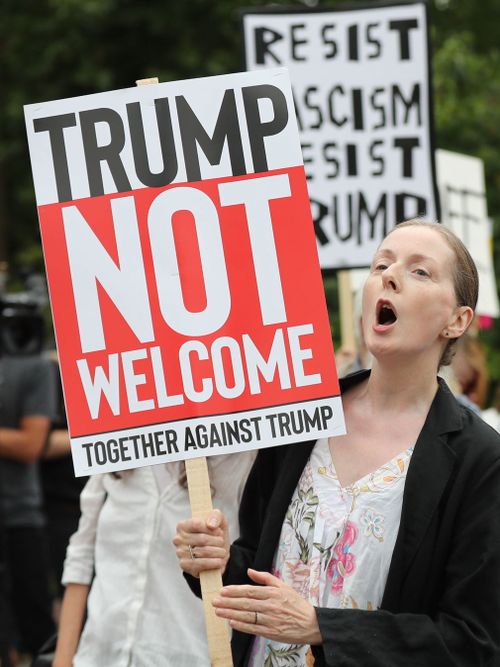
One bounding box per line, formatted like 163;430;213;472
429;2;500;393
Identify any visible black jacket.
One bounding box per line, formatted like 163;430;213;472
191;370;500;666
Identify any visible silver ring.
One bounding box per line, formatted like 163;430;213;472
188;545;196;560
254;611;258;624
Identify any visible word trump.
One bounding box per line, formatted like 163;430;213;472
32;83;290;203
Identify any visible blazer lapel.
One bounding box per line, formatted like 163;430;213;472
382;379;462;608
253;370;371;571
254;441;316;571
252;370;371;571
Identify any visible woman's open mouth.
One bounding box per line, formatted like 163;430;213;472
376;300;397;327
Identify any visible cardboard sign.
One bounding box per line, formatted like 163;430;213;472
436;149;499;318
25;69;345;476
242;0;439;270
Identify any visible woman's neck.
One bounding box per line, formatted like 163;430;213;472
356;356;440;417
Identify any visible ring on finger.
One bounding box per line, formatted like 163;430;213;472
188;545;197;560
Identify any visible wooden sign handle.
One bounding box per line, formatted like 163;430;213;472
337;269;356;350
185;457;234;667
135;75;233;667
136;77;160;86
135;77;233;667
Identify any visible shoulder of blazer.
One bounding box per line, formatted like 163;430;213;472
432;377;500;466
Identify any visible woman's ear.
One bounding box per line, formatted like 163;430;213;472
444;306;474;340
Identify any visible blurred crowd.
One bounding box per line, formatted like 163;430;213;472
0;292;87;667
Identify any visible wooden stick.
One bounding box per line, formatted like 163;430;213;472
337;269;356;350
185;457;233;667
135;77;160;86
135;74;233;666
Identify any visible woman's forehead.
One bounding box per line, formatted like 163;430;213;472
379;225;454;259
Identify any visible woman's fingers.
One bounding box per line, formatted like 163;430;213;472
214;606;264;627
218;584;276;600
173;510;230;576
176;517;222;537
173;531;225;549
175;544;227;560
178;556;228;576
247;568;283;587
212;578;322;645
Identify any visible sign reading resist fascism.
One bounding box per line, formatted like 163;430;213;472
243;1;438;270
25;69;345;476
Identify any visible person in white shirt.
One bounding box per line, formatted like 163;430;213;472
53;452;255;667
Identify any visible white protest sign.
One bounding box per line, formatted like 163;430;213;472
242;0;438;269
25;69;345;477
436;149;499;318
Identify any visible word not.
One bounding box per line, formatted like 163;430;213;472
65;173;291;354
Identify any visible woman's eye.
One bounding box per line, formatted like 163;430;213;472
374;263;388;271
414;268;429;277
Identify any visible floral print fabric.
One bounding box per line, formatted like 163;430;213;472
248;438;413;667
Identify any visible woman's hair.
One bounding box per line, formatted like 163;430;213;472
452;333;488;408
387;219;479;367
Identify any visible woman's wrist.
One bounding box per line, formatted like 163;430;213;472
307;606;323;646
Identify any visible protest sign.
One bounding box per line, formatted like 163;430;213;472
25;68;345;477
436;149;499;319
242;0;439;269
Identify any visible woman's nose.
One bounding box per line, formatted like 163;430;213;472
381;266;400;291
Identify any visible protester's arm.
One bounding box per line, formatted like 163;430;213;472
52;474;107;665
0;357;55;463
52;583;89;667
0;415;51;463
43;428;71;459
62;474;107;584
222;444;288;585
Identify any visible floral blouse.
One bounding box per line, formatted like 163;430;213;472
249;438;413;667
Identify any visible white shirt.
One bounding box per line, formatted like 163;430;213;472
62;452;256;667
250;438;412;666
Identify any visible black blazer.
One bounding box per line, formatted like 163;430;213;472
219;370;500;666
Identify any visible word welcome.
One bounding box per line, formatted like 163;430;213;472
78;325;320;420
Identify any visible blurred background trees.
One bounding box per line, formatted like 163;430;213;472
1;0;499;401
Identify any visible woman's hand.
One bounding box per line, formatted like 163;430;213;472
212;568;322;645
173;509;230;577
